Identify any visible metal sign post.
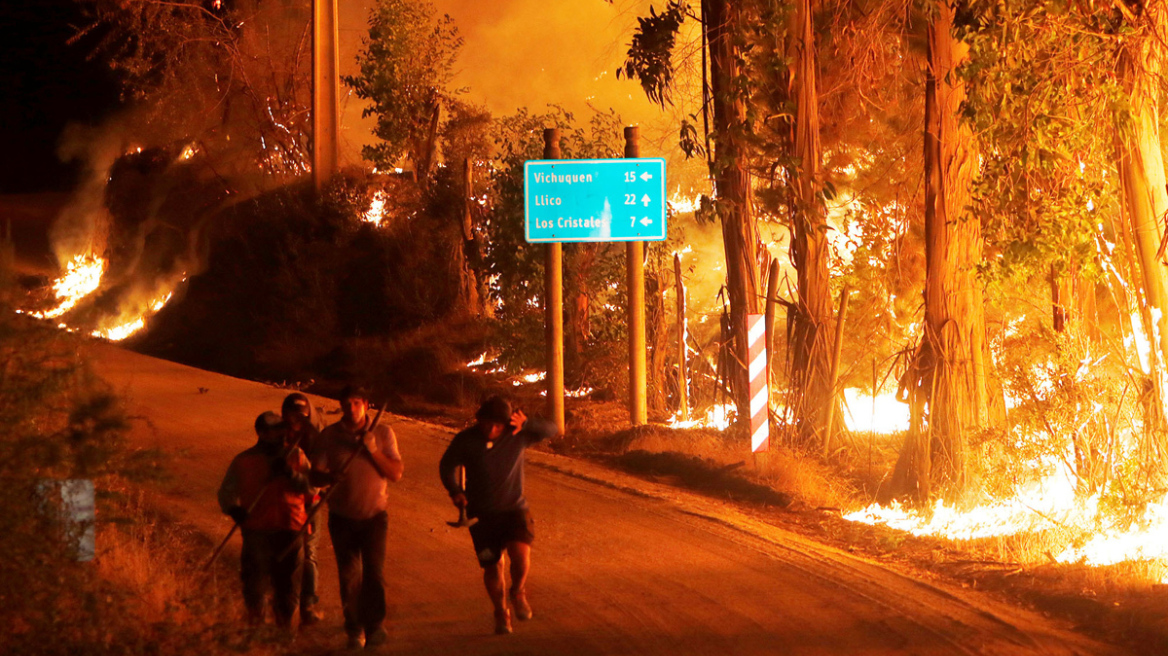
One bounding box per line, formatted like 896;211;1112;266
543;129;565;433
624;127;647;426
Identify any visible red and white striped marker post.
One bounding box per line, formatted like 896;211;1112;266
747;313;769;452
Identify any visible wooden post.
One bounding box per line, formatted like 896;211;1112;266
674;252;689;421
625;127;648;426
312;0;340;190
544;129;565;433
823;285;850;456
764;258;780;388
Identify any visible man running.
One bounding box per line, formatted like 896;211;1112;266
312;385;403;650
438;396;559;635
281;392;325;626
217;411;312;629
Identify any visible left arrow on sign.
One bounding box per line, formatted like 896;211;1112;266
640;172;653;181
639;217;652;226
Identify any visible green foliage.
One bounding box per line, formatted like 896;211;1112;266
618;1;690;107
344;0;463;174
961;1;1118;286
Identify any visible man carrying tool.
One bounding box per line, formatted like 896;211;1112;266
282;392;325;626
312;385;403;650
438;396;559;635
217;411;312;629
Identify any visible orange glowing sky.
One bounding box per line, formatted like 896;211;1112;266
335;0;704;189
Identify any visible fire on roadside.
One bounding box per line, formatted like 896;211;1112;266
20;252;185;342
25;253;106;320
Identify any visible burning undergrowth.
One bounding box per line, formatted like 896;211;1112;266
20;136;216;342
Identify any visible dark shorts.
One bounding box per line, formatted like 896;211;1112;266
469;509;534;567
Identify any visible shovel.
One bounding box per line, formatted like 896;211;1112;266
447;466;478;529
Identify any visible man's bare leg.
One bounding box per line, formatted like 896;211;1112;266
484;554;511;633
506;542;532;620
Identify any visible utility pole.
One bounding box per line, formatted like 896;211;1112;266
625;127;648;426
544;129;565;433
312;0;340;190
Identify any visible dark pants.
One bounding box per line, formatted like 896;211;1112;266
328;511;388;637
240;528;302;626
302;516;320;612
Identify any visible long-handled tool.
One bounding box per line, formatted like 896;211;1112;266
446;465;478;528
203;429;308;573
276;404;386;562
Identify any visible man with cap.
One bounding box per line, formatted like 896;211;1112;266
217;411;312;629
438;395;559;635
312;385;403;649
281;392;325;626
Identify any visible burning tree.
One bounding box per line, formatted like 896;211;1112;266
76;0;315;178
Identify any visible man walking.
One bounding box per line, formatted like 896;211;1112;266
282;392;325;626
217;411;312;629
438;396;559;635
312;386;403;649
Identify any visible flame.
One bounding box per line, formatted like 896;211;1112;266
93;317;146;342
668;193;700;215
364;191;388;227
511;371;546;387
845;458;1168;577
667;403;735;431
90;287;181;342
28;254;106;319
842;389;910;434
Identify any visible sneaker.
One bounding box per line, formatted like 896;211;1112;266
366;627;389;648
494;609;513;635
346;633;365;650
300;607;324;626
509;590;532;621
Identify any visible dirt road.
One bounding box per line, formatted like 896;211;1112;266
92;344;1126;655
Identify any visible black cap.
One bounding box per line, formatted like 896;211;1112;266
475;396;512;425
282;392;311;416
339;385;371;403
254;411;284;435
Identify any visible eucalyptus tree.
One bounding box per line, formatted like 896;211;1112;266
620;0;836;440
344;0;463;187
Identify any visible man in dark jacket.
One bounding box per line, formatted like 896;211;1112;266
438;396;559;635
217;411;312;629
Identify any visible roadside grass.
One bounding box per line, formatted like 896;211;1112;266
0;304;301;655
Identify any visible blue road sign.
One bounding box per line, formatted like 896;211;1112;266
524;158;667;243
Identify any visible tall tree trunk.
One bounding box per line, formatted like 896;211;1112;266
1114;1;1168;450
894;2;988;502
707;0;760;426
457;157;482;316
788;0;834;447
